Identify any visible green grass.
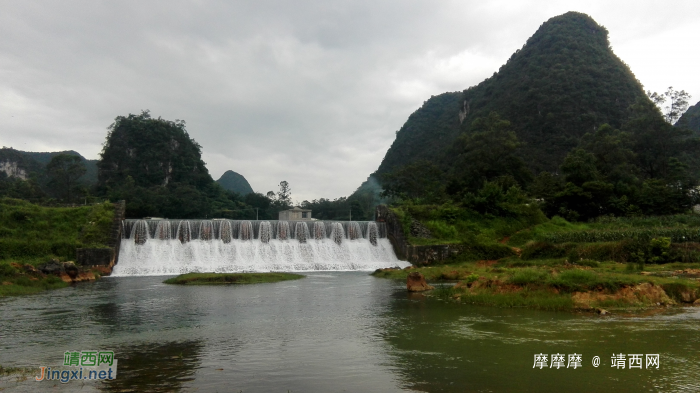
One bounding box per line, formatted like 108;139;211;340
391;203;546;246
163;272;305;285
0;263;69;297
0;198;114;264
451;289;575;311
373;259;699;311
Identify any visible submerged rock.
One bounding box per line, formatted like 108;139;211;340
407;272;434;292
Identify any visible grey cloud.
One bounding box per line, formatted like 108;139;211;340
0;1;698;201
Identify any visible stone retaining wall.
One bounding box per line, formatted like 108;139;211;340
376;205;463;266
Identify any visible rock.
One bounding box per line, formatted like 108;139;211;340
694;299;700;306
73;272;96;282
59;273;73;283
596;308;608;315
404;265;416;270
2;281;12;286
62;262;79;279
10;262;22;270
38;259;63;275
407;272;434;292
92;266;112;276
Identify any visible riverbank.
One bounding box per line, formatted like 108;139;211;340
373;260;700;312
0;198;117;297
0;260;108;297
163;272;305;285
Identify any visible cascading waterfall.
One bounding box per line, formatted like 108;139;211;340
113;219;408;276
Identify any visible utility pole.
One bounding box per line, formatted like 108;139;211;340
256;208;259;220
349;209;352;222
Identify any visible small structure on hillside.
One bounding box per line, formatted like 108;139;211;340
279;207;312;221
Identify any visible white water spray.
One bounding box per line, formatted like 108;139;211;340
113;220;408;276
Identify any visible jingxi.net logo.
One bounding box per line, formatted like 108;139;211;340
35;350;118;383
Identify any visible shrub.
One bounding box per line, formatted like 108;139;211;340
465;273;480;283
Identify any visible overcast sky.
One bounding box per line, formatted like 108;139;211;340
1;1;698;202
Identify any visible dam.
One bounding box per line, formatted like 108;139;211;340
113;219;408;276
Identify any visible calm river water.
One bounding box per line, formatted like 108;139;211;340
1;272;699;392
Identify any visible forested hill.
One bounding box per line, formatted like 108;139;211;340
216;170;254;195
0;148;97;184
676;100;700;134
375;11;649;177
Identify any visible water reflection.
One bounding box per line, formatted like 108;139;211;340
381;292;700;392
1;273;699;392
101;340;203;393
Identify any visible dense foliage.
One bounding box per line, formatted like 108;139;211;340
375;12;649;178
96;111;251;218
0;147;97;202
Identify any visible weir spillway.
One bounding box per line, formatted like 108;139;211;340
113;219;408;276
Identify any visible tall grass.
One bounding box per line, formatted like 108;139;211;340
0;198;114;263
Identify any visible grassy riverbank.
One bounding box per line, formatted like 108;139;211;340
374;261;700;311
0;275;69;296
381;205;700;311
0;198;115;297
164;272;305;285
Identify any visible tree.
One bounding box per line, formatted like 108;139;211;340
98;110;211;189
380;160;445;202
46;154;86;201
448;112;532;194
647;87;692;125
277;181;292;207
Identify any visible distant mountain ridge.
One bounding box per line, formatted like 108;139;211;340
0;147;97;184
676;100;700;134
373;11;650;180
216;170;254;195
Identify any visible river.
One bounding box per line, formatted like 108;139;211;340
1;272;698;392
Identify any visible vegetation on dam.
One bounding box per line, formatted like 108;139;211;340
163;272;305;285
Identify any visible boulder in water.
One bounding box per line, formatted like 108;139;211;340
407;272;434;292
